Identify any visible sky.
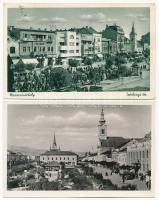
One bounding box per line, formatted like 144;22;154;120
8;105;151;152
7;7;150;39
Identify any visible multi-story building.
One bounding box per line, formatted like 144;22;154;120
102;24;125;54
40;134;78;166
8;26;56;58
140;32;150;51
127;132;151;173
55;30;81;60
77;26;102;58
102;38;117;58
7;35;19;58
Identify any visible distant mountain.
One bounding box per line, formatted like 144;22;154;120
8;145;46;156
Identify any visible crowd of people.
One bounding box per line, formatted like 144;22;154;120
13;65;106;92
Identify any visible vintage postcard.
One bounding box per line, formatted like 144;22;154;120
3;3;156;99
3;100;154;197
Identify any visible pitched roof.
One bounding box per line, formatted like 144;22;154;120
77;26;98;35
100;137;130;149
41;149;77;156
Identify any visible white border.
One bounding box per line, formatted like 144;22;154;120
3;100;155;198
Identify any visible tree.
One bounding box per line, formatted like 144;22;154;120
84;58;93;66
50;67;72;91
7;54;14;92
14;59;25;72
68;59;79;68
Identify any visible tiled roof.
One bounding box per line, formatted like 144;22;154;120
100;137;130;149
41;150;77;156
77;26;98;35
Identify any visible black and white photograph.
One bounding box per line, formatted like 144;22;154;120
6;103;152;194
5;4;155;97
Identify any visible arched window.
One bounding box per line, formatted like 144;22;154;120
70;35;74;39
10;46;15;54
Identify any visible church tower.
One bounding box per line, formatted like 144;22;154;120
98;107;107;142
130;22;137;53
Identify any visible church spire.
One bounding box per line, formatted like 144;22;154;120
52;133;57;150
131;22;135;34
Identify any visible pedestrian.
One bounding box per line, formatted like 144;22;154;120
146;173;150;189
140;70;142;79
122;174;125;183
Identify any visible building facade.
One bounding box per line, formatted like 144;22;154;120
55;30;81;60
8;26;56;58
102;24;125;54
40;134;78;166
77;27;102;58
7;35;19;58
127;133;151;173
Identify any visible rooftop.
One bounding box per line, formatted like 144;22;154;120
100;137;130;149
41;149;77;156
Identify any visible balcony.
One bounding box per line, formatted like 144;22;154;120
60;45;68;51
58;38;65;43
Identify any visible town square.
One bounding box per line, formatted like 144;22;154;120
7;7;150;92
7;104;151;191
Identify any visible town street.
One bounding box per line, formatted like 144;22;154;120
90;164;148;190
101;70;150;91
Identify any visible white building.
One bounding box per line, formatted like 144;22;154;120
7;35;19;58
40;134;78;166
127;132;151;173
55;30;81;61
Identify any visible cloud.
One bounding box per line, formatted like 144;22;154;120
40;17;66;23
17;16;33;22
106;113;125;122
20;111;99;130
20;111;125;136
127;14;149;21
80;12;106;23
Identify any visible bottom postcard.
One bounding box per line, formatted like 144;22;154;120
3;100;154;197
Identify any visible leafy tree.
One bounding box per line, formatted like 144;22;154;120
68;59;79;68
84;58;93;66
14;59;25;73
50;67;72;91
7;54;14;92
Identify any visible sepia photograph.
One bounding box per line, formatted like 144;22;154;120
5;102;153;196
4;3;155;99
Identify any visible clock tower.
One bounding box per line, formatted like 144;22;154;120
98;107;107;141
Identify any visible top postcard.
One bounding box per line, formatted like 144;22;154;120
3;3;156;99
